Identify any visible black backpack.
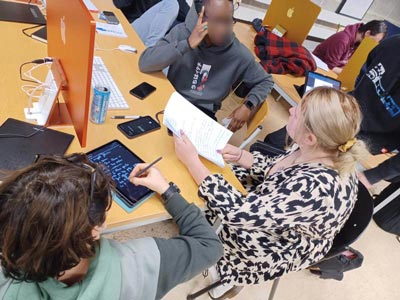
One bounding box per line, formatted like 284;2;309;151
373;182;400;235
309;248;364;281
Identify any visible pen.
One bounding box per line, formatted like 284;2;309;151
111;116;141;119
134;156;163;178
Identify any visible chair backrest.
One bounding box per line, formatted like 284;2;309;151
246;100;269;139
337;37;378;91
327;183;374;258
262;0;321;45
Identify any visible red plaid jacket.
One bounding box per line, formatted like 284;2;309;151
254;30;317;76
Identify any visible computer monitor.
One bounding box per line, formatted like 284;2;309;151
47;0;96;147
262;0;321;45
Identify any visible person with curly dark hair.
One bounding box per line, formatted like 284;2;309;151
0;153;222;300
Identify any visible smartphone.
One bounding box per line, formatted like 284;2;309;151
129;82;156;100
102;11;119;25
117;116;161;139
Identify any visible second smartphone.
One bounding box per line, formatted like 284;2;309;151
129;82;156;100
117;116;161;139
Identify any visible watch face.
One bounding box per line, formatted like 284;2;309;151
245;101;254;110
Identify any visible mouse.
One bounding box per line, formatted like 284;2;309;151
118;45;137;53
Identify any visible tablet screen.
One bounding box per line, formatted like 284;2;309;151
87;140;153;207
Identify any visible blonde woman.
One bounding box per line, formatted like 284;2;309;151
174;87;369;299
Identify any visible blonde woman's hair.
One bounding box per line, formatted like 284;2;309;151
300;87;369;177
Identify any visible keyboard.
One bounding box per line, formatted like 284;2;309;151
92;56;129;110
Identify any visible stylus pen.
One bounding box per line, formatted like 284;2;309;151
111;115;141;119
134;156;163;177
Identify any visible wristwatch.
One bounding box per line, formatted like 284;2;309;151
244;100;255;111
161;182;180;202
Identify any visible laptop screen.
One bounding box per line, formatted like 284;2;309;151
305;71;341;94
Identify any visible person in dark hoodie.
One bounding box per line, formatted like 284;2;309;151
313;20;387;74
0;154;223;300
354;35;400;188
139;0;274;132
263;35;400;189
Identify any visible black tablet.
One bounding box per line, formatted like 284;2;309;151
87;140;154;208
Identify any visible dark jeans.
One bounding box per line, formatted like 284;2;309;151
263;126;290;150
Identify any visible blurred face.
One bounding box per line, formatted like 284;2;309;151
203;0;234;46
364;30;385;43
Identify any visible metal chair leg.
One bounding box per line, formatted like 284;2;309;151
187;280;223;300
268;278;280;300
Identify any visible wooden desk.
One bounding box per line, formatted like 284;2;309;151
233;22;338;107
0;0;245;232
362;153;395;170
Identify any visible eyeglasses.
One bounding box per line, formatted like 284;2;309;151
81;163;97;205
34;154;97;204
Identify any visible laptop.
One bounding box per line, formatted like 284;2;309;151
0;1;46;25
0;118;74;172
262;0;321;45
295;71;342;97
32;25;47;43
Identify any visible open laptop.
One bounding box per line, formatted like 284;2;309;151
0;1;46;25
262;0;321;45
295;71;341;97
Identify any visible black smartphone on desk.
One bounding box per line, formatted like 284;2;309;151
117;116;161;139
102;11;120;25
129;82;156;100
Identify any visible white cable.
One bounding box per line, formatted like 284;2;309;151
21;85;43;98
95;47;119;51
26;83;48;114
23;61;52;84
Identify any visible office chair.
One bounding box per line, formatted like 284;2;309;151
268;182;374;300
187;183;374;300
337;37;378;91
239;100;269;149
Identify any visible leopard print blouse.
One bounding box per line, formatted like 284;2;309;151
198;150;358;285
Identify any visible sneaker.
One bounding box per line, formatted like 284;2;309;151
208;285;244;300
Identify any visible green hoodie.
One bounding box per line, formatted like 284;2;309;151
0;192;223;300
2;238;121;300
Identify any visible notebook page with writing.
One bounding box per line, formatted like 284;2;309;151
163;92;233;167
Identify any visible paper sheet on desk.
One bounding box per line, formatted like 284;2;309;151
163;92;233;168
96;22;128;38
312;53;329;72
83;0;99;12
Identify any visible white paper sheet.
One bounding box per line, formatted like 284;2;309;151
163;92;233;168
312;53;329;72
83;0;99;12
96;22;128;38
